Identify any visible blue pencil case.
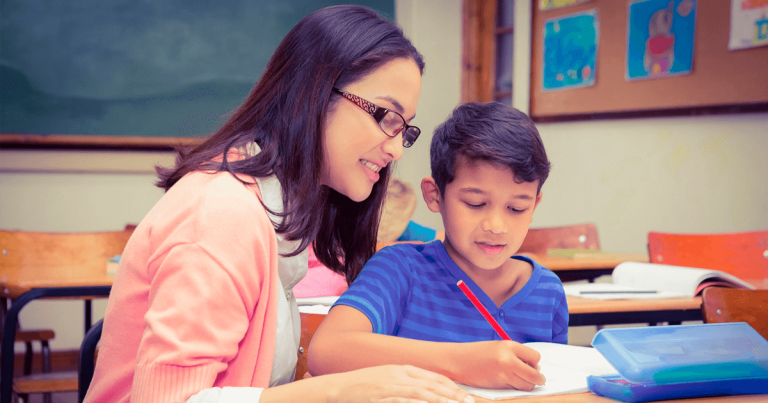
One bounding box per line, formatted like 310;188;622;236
587;322;768;402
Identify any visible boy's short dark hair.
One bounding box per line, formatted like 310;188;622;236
430;102;550;195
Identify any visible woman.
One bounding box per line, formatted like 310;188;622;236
85;5;474;403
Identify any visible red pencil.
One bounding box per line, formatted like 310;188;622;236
457;280;512;341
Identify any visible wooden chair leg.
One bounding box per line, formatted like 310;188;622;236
23;342;33;375
42;341;51;372
42;340;52;403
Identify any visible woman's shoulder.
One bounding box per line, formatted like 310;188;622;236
156;171;271;235
171;171;260;205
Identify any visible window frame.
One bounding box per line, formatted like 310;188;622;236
461;0;514;104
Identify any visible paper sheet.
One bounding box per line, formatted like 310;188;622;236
728;0;768;50
563;283;688;299
460;343;618;400
296;296;338;314
296;296;339;306
626;0;696;81
542;10;599;91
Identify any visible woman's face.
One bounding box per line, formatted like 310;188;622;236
322;57;422;202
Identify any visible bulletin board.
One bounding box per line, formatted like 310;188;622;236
0;0;394;150
530;0;768;121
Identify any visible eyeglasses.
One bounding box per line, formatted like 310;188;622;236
332;88;421;148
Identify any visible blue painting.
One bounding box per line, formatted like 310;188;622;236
626;0;696;80
542;10;598;92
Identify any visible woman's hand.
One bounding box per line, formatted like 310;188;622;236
261;364;474;403
326;365;474;403
450;340;545;391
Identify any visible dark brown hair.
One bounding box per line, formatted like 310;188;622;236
156;5;424;284
430;102;550;196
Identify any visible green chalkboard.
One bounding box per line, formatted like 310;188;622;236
0;0;394;147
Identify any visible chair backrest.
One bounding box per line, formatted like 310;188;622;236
78;318;103;403
701;288;768;341
295;312;326;381
648;231;768;280
518;223;601;255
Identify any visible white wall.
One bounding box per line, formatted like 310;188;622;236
394;0;463;230
398;0;768;254
533;113;768;253
1;151;173;350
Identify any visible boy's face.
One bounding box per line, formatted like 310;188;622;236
422;158;542;276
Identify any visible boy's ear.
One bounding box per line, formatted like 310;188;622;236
533;190;543;211
420;177;442;213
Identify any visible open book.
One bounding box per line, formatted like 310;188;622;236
563;262;755;300
459;342;618;400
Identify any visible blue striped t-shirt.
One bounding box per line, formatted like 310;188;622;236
333;241;569;344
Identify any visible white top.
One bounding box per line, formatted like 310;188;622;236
187;143;308;403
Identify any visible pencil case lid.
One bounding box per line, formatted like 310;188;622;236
591;322;768;385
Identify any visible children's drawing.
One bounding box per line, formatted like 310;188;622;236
626;0;696;81
540;0;592;11
542;10;598;91
728;0;768;50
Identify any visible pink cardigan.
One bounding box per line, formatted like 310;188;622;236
85;171;279;403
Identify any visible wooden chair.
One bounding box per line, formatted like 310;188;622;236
0;228;134;402
518;223;601;255
648;230;768;280
0;326;56;403
701;288;768;341
295;312;326;381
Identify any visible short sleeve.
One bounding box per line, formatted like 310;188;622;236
552;290;569;344
332;246;413;335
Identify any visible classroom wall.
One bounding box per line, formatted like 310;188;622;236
398;0;768;255
0;151;173;351
2;0;767;351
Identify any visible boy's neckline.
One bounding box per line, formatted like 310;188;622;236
468;257;533;308
431;241;540;309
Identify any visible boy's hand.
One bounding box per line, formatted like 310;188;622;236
452;340;546;391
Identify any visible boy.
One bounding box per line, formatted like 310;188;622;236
309;102;568;392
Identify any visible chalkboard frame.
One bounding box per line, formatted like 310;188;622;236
0;134;198;151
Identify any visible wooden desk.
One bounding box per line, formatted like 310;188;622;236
0;263;113;333
474;392;767;402
567;295;703;326
0;264;113;403
1;264;114;299
522;253;649;282
567;279;768;327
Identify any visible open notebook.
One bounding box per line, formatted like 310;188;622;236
563;262;755;300
459;342;618;400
